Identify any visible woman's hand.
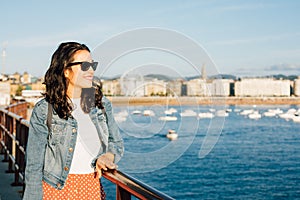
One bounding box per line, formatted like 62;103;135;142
95;152;116;179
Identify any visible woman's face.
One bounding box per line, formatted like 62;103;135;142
64;50;95;96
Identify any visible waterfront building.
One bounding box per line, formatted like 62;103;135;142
294;78;300;96
21;72;32;84
235;78;290;97
211;79;233;96
186;78;211;96
167;79;183;96
10;82;22;97
101;79;121;96
30;77;45;90
144;79;167;96
120;73;145;96
21;89;43;105
0;82;10;105
0;74;8;81
11;72;21;84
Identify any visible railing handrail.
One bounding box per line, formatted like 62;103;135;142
103;169;174;200
0;102;174;200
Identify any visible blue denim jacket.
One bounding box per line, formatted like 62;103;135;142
23;97;124;200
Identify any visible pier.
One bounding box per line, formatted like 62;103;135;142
108;96;300;106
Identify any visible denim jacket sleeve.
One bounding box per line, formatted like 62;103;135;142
103;97;124;163
23;100;48;200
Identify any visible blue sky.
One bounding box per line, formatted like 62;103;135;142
1;0;299;78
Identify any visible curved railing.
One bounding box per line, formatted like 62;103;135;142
0;102;174;200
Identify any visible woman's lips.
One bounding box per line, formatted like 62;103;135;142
84;75;94;80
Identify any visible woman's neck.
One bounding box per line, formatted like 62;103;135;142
67;86;82;98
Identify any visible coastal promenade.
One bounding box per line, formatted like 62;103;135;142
0;154;23;200
108;96;300;106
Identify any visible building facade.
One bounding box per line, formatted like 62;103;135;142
294;78;300;96
235;78;290;97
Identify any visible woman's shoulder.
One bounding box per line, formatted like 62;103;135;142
34;98;48;107
32;98;48;114
102;96;112;106
102;96;113;111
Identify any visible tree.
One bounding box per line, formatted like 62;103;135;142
16;85;23;96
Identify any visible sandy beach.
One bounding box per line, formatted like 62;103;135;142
108;96;300;106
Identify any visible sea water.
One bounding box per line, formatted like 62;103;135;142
102;104;300;199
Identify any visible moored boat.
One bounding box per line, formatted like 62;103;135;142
180;109;197;117
166;129;178;140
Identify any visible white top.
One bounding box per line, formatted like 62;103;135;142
69;98;101;174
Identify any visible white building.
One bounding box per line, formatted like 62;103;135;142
144;79;167;96
235;78;290;97
0;82;10;106
294;78;300;96
211;79;233;96
21;90;44;104
101;79;121;96
120;74;145;96
186;78;212;96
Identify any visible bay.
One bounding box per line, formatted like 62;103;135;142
102;104;300;199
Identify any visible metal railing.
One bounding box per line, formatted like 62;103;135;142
0;102;174;200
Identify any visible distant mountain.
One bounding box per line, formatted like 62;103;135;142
243;74;299;80
268;74;298;81
144;74;175;81
209;74;237;80
186;74;237;81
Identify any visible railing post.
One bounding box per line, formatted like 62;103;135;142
12;118;24;186
117;185;131;200
5;114;14;173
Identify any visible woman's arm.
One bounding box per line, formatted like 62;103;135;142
103;97;124;163
94;97;124;178
23;101;48;200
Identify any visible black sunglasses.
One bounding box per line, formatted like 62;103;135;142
66;61;98;71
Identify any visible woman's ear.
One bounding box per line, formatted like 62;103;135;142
64;69;69;78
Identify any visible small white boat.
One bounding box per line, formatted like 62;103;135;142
226;108;233;113
169;108;178;113
180;109;197;117
248;111;261;119
198;112;214;119
263;111;277;117
268;108;283;115
143;110;155;116
240;109;254;115
209;108;216;112
215;110;229;117
292;115;300;123
166;129;178;140
131;110;142;115
159;115;178;121
279;109;296;120
164;108;177;115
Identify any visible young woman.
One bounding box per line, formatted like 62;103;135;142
23;42;124;200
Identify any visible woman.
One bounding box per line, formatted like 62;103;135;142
23;42;124;200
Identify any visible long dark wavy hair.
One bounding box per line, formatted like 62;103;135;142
43;42;103;119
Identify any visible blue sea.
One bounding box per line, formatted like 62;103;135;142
102;104;300;199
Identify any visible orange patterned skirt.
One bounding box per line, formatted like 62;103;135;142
43;173;106;200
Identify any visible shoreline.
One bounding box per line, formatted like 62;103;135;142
107;96;300;106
